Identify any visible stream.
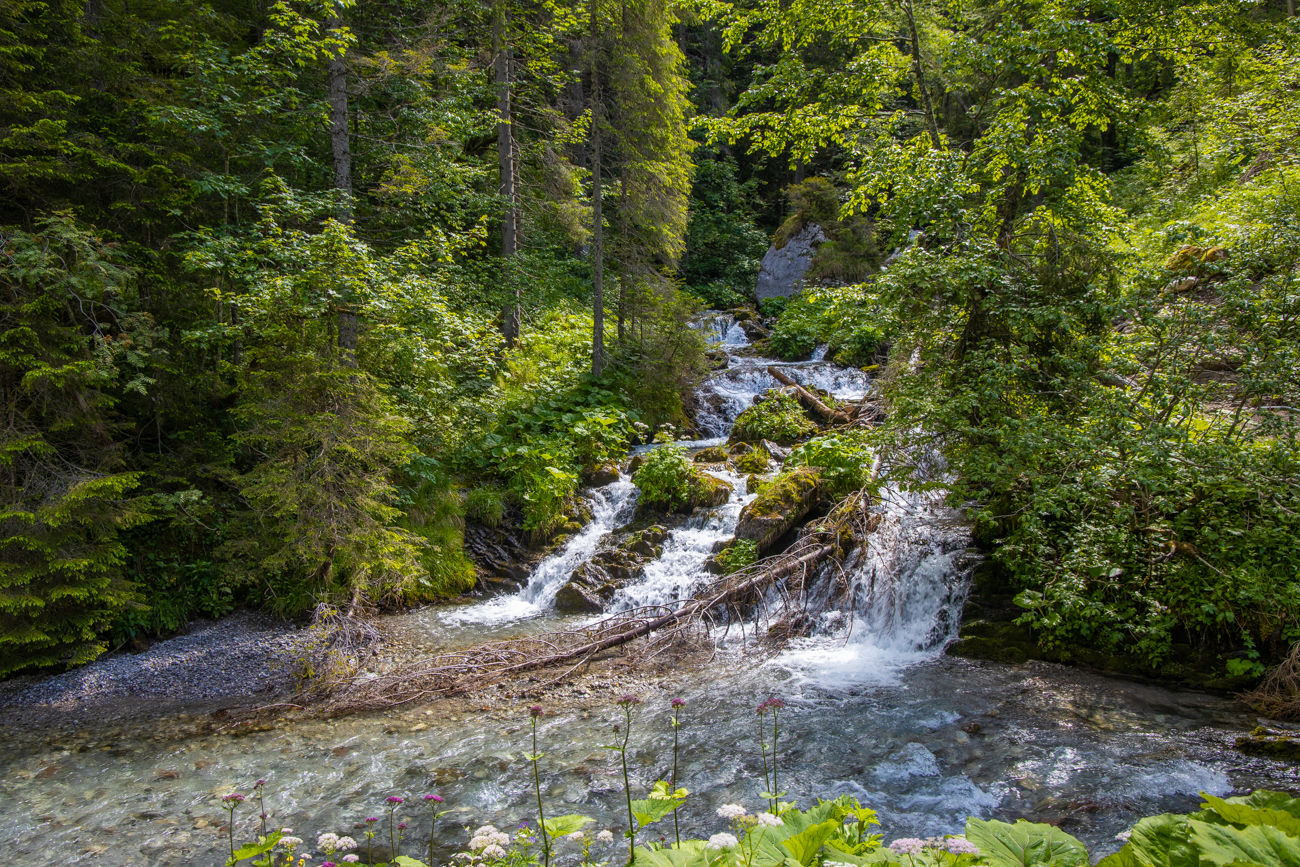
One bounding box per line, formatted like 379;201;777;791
1;314;1295;866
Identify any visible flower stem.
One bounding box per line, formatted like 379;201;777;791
532;715;551;867
671;706;682;848
770;706;779;814
622;704;635;864
757;711;770;807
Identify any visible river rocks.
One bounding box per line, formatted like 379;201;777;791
693;446;729;464
554;525;670;613
637;467;733;515
1236;726;1300;761
734;467;822;552
728;441;752;456
755;223;827;301
733;445;770;475
761;440;791;462
582;463;620;486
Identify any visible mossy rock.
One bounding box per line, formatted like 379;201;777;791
623;525;669;559
728;442;753;456
747;474;771;496
626;454;645;474
733;445;770;475
947;620;1037;665
1236;727;1300;761
734;467;822;552
690;470;732;509
693;446;729;464
582;463;620;486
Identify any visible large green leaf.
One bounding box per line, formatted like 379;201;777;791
1201;794;1300;836
231;831;281;862
543;814;594;838
394;857;431;867
965;818;1089;867
779;818;842;867
631;781;688;828
1188;819;1300;867
633;841;712;867
1122;813;1200;867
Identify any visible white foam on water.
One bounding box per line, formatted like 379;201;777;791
609;469;754;611
440;476;638;625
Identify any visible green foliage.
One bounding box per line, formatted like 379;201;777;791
769;286;883;366
683;151;768;301
397;464;477;600
731;392;816;444
465;486;508;528
787;433;874;497
630;781;688;827
715;539;758;574
633;446;694;512
964;820;1088;867
1099;791;1300;867
0;216;154;675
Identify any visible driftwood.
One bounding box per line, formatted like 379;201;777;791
325;488;878;714
767;366;850;423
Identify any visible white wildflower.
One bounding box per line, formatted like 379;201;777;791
452;853;476;862
343;857;360;864
566;832;586;841
277;837;304;849
825;861;857;867
1115;830;1133;843
281;828;294;834
716;804;748;820
889;839;925;855
755;813;782;828
336;837;358;850
707;833;739;850
470;836;492;853
597;830;615;844
482;844;509;860
474;825;500;837
317;833;341;851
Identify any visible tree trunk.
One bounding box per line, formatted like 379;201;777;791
589;0;605;376
902;0;941;149
327;14;357;365
496;1;521;347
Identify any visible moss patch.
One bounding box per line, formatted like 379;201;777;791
734;467;822;552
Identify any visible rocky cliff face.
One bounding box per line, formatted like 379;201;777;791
754;223;826;301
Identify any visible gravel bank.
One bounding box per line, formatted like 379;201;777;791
0;611;305;727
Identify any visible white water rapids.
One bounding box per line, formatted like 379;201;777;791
4;311;1287;867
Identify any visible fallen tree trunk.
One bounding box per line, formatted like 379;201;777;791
322;484;880;714
767;366;850;423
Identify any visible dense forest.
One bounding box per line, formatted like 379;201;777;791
1;0;1297;681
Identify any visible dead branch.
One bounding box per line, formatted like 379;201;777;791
767;366;850;423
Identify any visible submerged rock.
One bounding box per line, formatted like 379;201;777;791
1237;726;1300;761
582;463;620;486
734;467;822;552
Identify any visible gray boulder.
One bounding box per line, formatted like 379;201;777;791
755;223;826;301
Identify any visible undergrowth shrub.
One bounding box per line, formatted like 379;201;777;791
768;285;884;366
632;446;693;511
715;539;758;573
397;467;477;599
786;432;875;496
731;391;816;444
464;486;507;527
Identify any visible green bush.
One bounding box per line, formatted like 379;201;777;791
494;436;580;536
464;486;507;527
715;539;759;573
632;446;694;511
769;285;884;366
731;391;817;444
398;471;477;599
686;282;749;310
786;432;875;496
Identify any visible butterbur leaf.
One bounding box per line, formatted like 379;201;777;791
544;814;594;838
631;797;682;827
232;831;281;861
779;818;841;866
965;818;1089;867
394;858;431;867
632;841;712;867
1114;814;1198;867
1188;819;1300;866
1196;795;1300;842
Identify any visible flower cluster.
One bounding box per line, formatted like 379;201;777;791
596;830;615;844
707;833;739;850
716;804;748;820
469;823;512;859
755;812;783;828
756;698;785;713
315;833;358;855
889;838;926;855
944;836;979;855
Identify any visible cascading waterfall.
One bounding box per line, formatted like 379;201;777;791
440;476;638;625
